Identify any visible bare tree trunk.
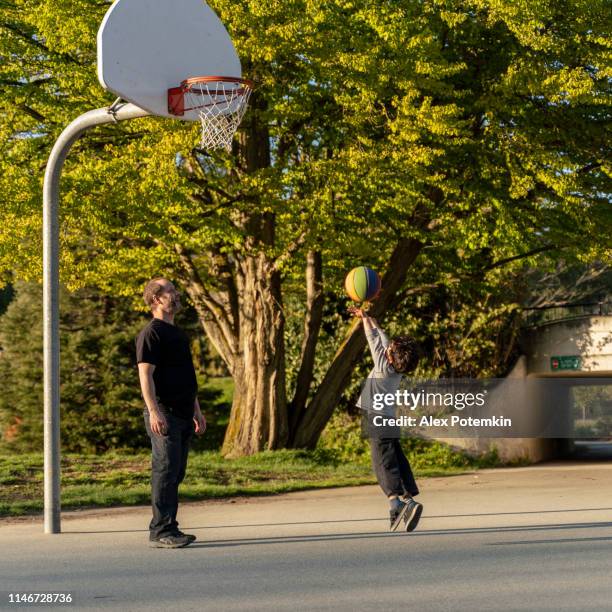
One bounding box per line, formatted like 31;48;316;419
221;253;289;456
289;250;323;437
174;236;289;456
291;237;424;448
208;85;291;456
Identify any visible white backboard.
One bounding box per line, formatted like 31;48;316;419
97;0;242;121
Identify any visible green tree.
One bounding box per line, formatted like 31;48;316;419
0;283;43;449
1;0;610;455
0;283;150;452
0;282;230;453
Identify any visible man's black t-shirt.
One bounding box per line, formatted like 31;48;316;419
136;318;198;419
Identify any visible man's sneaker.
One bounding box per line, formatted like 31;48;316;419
389;501;411;532
403;498;423;532
149;534;193;548
174;530;197;543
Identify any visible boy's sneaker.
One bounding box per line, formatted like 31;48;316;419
149;534;193;548
389;501;411;532
174;530;197;543
403;498;423;532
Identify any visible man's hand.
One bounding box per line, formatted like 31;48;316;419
149;410;168;436
194;412;207;436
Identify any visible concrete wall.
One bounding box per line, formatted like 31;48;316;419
434;357;564;464
436;316;612;464
522;316;612;376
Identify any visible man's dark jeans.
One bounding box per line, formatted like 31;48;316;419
370;437;419;498
144;410;194;539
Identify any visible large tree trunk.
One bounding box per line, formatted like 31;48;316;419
178;246;289;457
212;84;292;456
221;253;289;456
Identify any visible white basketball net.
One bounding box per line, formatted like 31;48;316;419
183;79;253;152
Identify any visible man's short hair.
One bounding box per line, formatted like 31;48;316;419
143;278;167;309
388;336;420;374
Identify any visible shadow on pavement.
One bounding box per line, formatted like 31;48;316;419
489;535;612;546
179;520;612;549
63;508;612;535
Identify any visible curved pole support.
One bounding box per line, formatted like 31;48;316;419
42;103;151;534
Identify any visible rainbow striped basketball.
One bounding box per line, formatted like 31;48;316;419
345;266;381;302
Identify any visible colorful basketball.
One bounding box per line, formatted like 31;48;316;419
345;266;381;302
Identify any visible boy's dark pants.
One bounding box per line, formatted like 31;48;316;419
144;410;194;539
370;438;419;498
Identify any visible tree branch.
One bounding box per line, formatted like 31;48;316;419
273;229;308;272
172;244;238;366
16;102;45;122
289;250;324;431
483;244;557;271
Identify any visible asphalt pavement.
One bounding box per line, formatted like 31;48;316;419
2;461;612;611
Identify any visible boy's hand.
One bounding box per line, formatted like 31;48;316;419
348;306;365;318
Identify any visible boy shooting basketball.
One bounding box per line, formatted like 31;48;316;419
349;306;423;532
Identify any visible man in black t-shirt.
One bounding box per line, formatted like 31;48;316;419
136;277;206;548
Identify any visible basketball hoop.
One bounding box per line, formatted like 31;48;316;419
168;76;254;151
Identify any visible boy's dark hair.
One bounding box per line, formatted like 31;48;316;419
388;336;420;374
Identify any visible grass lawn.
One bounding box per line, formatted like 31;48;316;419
0;447;484;518
0;377;503;518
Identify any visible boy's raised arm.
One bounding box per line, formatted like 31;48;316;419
348;307;390;373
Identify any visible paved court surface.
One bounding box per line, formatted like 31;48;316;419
2;462;612;611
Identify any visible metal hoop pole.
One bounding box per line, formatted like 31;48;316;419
42;102;150;534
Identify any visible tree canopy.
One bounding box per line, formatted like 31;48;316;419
1;0;610;455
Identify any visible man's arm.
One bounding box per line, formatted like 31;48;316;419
138;363;168;436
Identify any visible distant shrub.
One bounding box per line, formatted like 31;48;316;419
317;409;500;470
0;283;227;453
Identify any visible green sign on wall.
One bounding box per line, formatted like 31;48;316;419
550;355;581;371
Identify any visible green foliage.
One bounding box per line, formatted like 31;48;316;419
0;283;45;450
317;409;372;464
0;282;231;453
0;0;610;451
190;377;233;451
572;385;612;437
317;409;500;470
0;282;149;452
402;437;499;471
384;273;525;378
1;0;609;292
